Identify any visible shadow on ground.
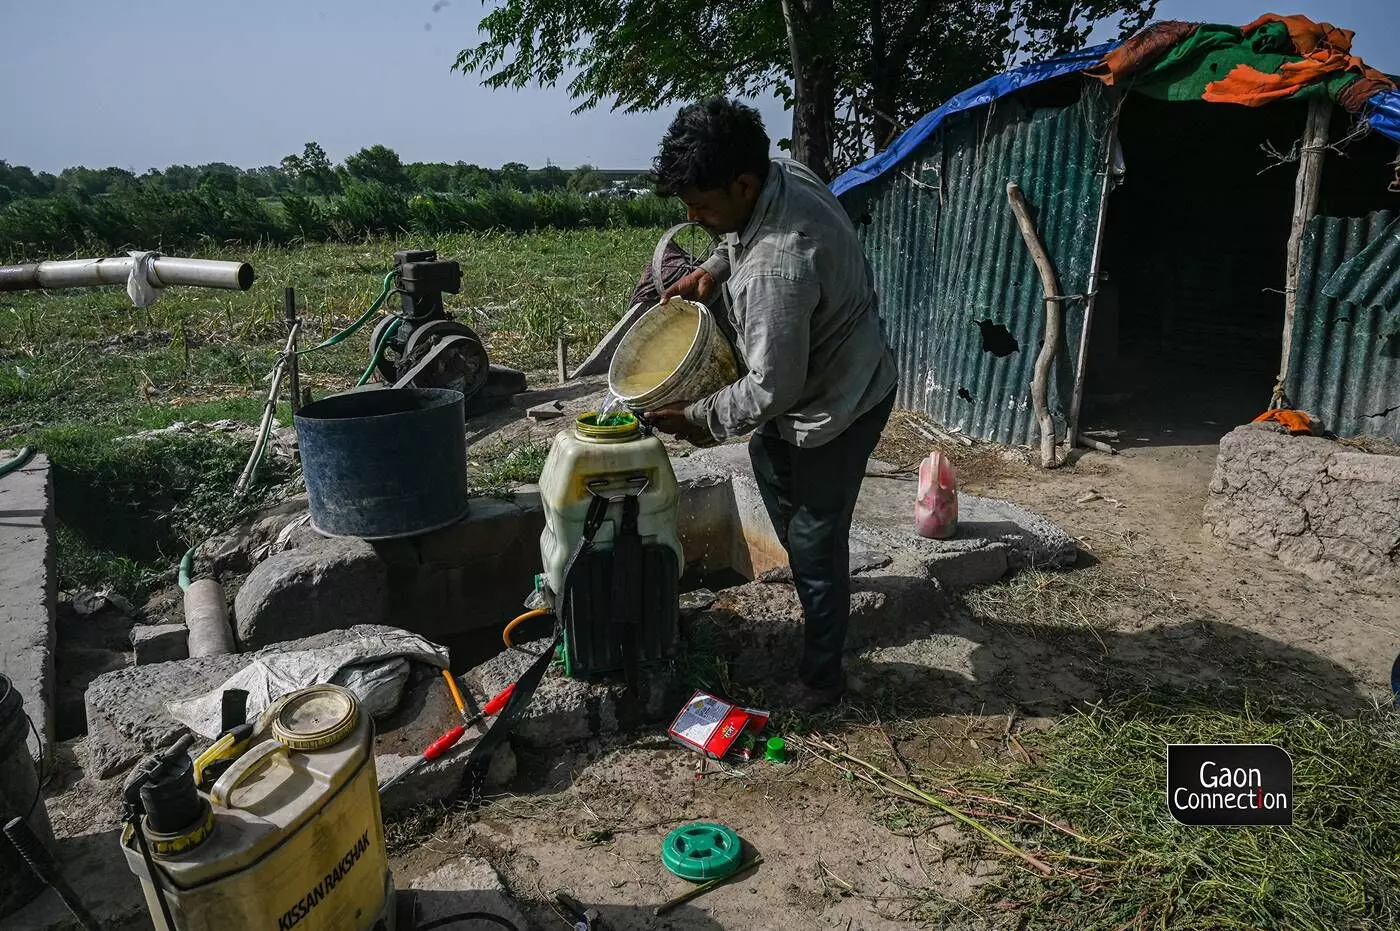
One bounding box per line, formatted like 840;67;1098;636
698;572;1371;722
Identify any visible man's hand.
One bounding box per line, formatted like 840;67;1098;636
661;267;716;303
645;403;713;446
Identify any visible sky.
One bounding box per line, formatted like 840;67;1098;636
1;0;1397;174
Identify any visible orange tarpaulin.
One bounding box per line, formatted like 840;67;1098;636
1253;409;1315;435
1202;14;1395;108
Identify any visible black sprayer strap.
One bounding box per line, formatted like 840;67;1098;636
461;632;561;793
612;493;643;692
462;494;608;793
558;492;611;618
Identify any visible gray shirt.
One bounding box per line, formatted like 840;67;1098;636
685;158;898;449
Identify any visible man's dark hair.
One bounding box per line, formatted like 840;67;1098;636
653;97;770;196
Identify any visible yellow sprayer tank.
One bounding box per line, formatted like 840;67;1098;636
538;413;683;599
122;685;394;931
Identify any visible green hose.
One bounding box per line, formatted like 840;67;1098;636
357;317;403;387
296;270;396;356
178;547;195;591
0;445;35;478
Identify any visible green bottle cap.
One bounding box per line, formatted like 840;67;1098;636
765;737;786;763
661;823;744;882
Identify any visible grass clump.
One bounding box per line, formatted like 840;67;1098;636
469;440;551;497
905;693;1400;929
0;229;661;597
33;423;295;602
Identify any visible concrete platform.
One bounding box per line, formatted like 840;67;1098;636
0;450;56;763
680;444;1077;590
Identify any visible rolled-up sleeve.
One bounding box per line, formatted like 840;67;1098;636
685;272;816;441
700;246;731;285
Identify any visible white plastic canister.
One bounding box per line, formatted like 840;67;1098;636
538;414;683;598
122;685;394;931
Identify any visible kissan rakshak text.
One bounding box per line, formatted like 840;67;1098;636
278;830;371;930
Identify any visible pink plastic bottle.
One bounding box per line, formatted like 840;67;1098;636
914;450;958;540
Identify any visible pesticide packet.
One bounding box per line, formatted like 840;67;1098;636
667;689;770;762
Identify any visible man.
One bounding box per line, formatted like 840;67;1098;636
646;97;898;711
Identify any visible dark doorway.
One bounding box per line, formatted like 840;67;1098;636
1083;95;1308;445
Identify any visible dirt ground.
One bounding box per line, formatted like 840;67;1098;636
384;413;1400;929
29;391;1398;930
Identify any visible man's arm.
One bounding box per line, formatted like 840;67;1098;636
663;242;731;302
685;272;816;442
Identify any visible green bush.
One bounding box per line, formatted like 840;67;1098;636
0;185;683;259
280;191;331;241
331;181;410;237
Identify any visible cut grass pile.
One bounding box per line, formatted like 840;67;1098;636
793;692;1400;930
877;693;1400;930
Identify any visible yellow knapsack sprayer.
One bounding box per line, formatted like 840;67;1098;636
120;685;394;931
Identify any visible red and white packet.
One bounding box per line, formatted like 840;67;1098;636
667;690;770;762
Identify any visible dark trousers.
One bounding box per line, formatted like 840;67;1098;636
748;390;896;689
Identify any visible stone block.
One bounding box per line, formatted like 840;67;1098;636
464;641;679;748
407;856;528;931
195;494;309;575
84;625;427;779
233;535;388;649
0;451;56;762
1203;423;1400;584
130;623;189;665
415;496;538;565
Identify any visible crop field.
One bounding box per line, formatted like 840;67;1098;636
0;227;663;597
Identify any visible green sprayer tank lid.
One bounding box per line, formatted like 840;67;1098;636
661;822;744;882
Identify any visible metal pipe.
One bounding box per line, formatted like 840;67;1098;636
0;255;254;293
185;579;235;657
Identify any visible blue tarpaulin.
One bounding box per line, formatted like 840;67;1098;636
832;37;1400;201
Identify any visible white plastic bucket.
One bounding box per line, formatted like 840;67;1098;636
607;299;740;411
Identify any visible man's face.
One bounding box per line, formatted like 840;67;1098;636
680;173;763;236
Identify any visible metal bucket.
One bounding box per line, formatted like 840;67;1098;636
295;387;470;539
0;673;52;919
608;299;740;412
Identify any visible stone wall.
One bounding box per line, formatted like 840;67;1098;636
1203;423;1400;585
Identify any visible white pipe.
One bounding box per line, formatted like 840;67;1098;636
0;255;254;292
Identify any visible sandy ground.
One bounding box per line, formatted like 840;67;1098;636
382;413;1400;929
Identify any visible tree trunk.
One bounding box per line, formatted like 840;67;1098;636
780;0;836;179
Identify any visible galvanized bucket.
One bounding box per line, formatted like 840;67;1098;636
294;387;469;539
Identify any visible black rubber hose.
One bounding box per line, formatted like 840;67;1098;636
415;913;521;930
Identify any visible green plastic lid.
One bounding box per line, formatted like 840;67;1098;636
661;822;744;882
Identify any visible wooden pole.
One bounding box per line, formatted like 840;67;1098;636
555;336;569;384
1006;181;1063;469
283;287;301;413
1068;106;1122;450
1276;96;1331;407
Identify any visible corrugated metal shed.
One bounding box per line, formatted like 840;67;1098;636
856;81;1113;445
1320;212;1400;310
1289;210;1400;440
